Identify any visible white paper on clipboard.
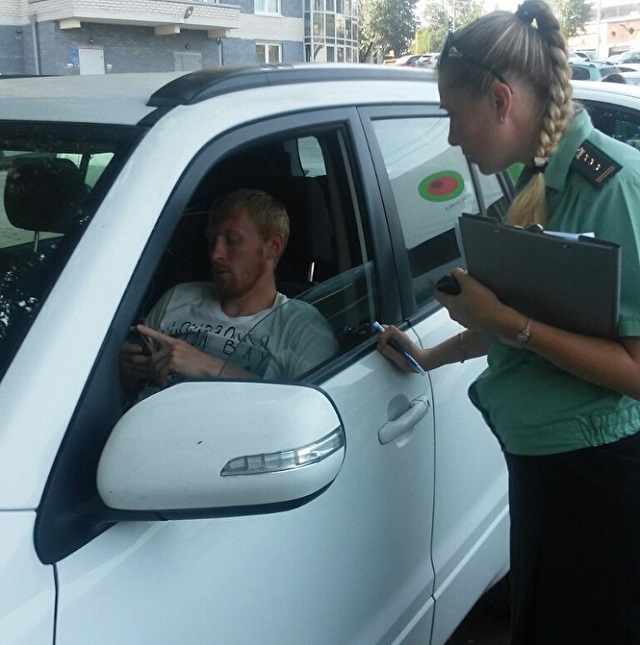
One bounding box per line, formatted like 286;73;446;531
455;214;621;339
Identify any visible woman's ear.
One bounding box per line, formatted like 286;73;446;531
493;82;513;123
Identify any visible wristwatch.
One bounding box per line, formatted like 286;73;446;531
517;317;533;344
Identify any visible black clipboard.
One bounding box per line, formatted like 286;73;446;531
456;214;621;339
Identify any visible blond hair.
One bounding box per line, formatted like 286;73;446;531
438;0;574;226
210;188;290;255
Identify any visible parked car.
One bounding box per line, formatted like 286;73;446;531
416;53;440;68
393;54;421;67
616;63;640;73
3;66;639;645
569;60;620;80
618;71;640;85
569;50;589;61
572;79;640;150
574;49;600;60
608;49;640;64
0;64;514;645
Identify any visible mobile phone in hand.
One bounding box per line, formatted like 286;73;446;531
127;326;154;356
372;321;426;376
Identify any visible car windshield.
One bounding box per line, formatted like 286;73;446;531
0;121;145;379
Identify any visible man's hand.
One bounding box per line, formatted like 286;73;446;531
137;324;225;388
120;336;155;381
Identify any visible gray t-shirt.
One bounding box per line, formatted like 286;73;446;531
145;281;337;380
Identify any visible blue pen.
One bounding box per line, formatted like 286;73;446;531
372;321;427;376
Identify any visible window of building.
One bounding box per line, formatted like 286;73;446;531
255;0;281;14
257;43;282;64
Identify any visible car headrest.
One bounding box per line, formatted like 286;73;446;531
4;157;88;234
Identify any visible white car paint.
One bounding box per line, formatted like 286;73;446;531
13;66;640;645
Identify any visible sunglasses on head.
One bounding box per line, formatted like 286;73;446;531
440;30;512;91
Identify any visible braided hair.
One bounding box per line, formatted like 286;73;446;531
437;0;574;226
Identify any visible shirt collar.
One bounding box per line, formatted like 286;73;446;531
543;107;594;192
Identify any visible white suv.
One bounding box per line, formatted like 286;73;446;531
0;65;513;645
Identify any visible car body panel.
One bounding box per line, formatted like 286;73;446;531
0;72;183;124
619;71;640;84
608;50;640;64
0;513;55;645
572;78;640;107
55;347;438;645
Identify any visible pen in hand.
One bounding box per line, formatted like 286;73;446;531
372;322;427;376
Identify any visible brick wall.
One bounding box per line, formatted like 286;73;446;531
0;1;307;74
26;21;303;75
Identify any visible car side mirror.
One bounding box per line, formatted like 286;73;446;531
97;381;345;518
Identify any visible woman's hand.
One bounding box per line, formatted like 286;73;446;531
435;271;640;399
376;324;426;374
435;268;520;341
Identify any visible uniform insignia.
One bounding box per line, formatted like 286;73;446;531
571;140;622;187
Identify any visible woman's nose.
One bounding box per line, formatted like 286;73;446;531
448;125;458;147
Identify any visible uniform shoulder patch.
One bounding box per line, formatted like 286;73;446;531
571;140;622;187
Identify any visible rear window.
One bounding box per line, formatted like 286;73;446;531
570;65;591;80
0;122;145;379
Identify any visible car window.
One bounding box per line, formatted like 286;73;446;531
220;262;375;380
0;123;143;379
570;65;591;80
131;125;378;393
369;116;481;307
296;135;327;177
578;99;640;150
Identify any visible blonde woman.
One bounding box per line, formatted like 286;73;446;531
378;1;640;642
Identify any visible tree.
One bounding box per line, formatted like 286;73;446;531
421;0;484;52
358;0;418;61
556;0;593;40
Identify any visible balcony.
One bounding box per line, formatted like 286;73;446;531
26;0;240;39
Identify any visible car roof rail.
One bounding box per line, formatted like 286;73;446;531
147;63;430;108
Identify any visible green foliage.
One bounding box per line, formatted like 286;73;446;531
414;29;433;55
556;0;593;40
358;0;418;61
420;0;485;53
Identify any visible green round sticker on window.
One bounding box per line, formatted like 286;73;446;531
418;171;465;202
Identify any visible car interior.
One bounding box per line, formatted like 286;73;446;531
140;131;379;364
0;127;382;383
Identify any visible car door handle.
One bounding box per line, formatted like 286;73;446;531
378;396;431;445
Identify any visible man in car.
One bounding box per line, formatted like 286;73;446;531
120;188;337;397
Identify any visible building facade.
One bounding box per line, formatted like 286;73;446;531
0;0;358;76
569;0;640;57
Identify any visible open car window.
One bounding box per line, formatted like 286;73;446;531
219;262;376;381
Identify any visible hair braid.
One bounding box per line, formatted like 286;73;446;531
507;0;574;227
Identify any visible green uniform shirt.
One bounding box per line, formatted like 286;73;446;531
469;108;640;455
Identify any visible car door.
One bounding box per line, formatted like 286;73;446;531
0;122;144;645
361;106;511;643
41;108;438;645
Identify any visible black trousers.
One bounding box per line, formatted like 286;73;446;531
505;432;640;645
